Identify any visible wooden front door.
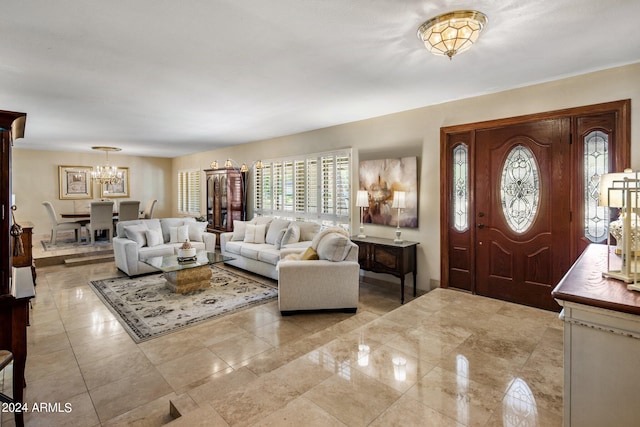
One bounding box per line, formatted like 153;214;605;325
441;100;630;311
475;120;571;310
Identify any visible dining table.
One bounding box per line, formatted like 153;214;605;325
61;212;119;226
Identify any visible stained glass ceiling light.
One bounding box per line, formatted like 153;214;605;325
417;10;487;60
91;146;122;185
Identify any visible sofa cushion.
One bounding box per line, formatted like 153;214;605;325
169;225;189;243
282;224;300;245
187;221;207;242
296;221;321;241
257;247;281;266
160;218;195;242
265;218;290;245
231;220;248;241
244;223;266;243
138;244;175;258
240;243;271;260
274;228;287;249
145;228;164;247
124;224;148;248
316;233;352;262
224;241;243;255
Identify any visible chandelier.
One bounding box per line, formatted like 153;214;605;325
417;10;488;60
91;146;123;185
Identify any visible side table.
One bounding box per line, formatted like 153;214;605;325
351;236;418;304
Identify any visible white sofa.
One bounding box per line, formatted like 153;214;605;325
277;228;360;314
113;217;216;276
220;217;320;280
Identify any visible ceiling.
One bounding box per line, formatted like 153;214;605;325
2;0;639;158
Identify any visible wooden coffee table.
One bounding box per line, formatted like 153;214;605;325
142;251;233;294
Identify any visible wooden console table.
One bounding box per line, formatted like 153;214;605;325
552;244;640;427
351;236;418;304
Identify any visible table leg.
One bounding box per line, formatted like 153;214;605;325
400;275;405;304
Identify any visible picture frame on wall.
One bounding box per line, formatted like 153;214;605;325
100;167;130;198
58;165;93;200
358;156;419;228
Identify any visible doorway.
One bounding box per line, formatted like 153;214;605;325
440;100;630;310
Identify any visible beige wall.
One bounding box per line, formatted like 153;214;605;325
173;62;640;291
12;63;639;291
11;149;172;235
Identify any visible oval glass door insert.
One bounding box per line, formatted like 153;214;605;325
500;145;540;233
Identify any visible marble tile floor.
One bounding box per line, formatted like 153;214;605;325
4;256;563;426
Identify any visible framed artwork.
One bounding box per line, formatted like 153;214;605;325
58;166;93;200
100;167;130;198
358;156;418;228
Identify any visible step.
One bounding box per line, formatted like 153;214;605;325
64;254;114;266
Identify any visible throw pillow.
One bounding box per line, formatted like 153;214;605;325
281;224;300;246
300;246;319;260
274;228;287;249
231;220;248;241
124;224;148;248
265;218;290;245
316;233;351;261
144;228;164;247
169;225;190;243
187;221;207;242
244;223;266;243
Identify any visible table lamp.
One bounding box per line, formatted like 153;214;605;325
355;190;369;238
391;191;406;243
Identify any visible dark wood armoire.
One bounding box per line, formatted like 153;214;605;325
0;110;28;427
204;168;246;242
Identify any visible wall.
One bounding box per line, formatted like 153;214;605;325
11;149;172;235
173;62;640;292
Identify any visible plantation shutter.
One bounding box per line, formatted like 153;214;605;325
178;169;201;214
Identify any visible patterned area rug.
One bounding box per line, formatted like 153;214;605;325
88;266;278;343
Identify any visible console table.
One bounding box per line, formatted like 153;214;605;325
351;236;418;304
552;244;640;427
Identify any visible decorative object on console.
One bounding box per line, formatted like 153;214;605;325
391;191;406;243
417;10;488;60
355;190;369;238
598;169;640;290
359;156;418;228
58;165;93;199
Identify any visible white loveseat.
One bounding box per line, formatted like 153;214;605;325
113;217;216;276
220;217;320;280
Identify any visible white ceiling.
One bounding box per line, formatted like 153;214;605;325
2;0;639;158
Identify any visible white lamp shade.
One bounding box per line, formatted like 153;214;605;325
391;191;406;209
598;171;640;207
356;190;369;207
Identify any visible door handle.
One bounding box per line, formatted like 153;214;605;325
478;223;484;229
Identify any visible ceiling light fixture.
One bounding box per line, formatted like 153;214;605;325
91;146;123;185
417;10;487;60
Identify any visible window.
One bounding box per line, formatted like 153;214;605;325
178;169;201;215
452;144;469;232
255;149;351;229
584;130;609;242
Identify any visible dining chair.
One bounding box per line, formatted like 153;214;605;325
86;201;115;244
42;201;82;244
141;199;158;219
118;200;140;222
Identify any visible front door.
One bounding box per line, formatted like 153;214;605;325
474;119;571;310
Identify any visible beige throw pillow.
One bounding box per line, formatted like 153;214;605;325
316;233;351;262
231;220;248;241
244;223;266;243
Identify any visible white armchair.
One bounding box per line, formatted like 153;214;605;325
277;228;360;314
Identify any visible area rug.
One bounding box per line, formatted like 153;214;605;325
88;266;278;343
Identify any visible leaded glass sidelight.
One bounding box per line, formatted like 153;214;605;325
500;145;540;233
452;144;469;231
584;131;609;242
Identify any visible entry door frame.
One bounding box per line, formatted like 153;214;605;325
440;99;630;293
